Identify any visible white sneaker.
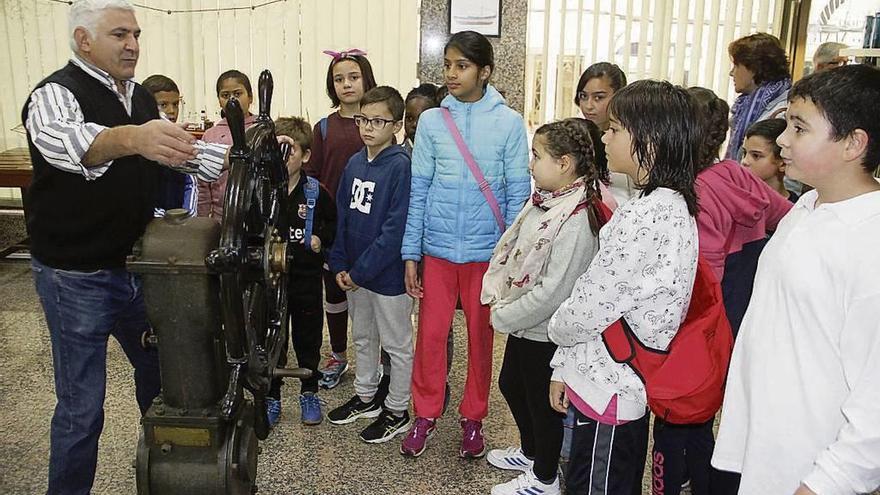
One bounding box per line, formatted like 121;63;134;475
487;446;534;472
490;469;560;495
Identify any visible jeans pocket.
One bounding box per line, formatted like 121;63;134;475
52;268;114;304
53;267;105;278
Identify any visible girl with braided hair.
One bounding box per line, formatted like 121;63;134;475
481;118;603;495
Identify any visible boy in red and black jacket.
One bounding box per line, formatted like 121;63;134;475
266;117;336;427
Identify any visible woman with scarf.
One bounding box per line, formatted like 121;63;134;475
726;33;791;162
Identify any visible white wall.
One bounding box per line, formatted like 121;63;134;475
0;0;420;199
525;0;786;126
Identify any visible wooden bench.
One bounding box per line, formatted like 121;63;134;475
0;147;31;259
0;147;32;198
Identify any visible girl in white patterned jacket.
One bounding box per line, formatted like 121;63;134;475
547;80;702;495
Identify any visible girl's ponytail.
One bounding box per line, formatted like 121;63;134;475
688;87;731;171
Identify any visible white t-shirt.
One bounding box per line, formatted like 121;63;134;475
712;189;880;495
607;171;636;205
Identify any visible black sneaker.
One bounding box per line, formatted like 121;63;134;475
360;409;411;444
327;395;381;425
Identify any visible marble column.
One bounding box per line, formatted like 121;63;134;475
418;0;528;114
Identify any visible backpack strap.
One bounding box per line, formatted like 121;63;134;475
319;117;329;141
440;108;506;232
303;176;319;252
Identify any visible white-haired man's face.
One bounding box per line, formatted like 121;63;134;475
74;8;140;83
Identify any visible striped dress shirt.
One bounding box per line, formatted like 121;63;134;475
24;56;226;184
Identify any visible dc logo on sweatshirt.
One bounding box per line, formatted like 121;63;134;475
350;178;375;214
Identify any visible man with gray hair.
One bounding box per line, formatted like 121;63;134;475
21;1;227;493
812;41;849;72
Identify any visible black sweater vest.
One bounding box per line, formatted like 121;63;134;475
22;62;161;270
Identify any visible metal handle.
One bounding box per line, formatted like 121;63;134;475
272;367;313;380
224;97;247;153
258;70;273;118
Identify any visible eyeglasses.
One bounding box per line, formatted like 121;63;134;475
354;115;397;129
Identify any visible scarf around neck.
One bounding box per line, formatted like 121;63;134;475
726;78;791;160
481;178;589;307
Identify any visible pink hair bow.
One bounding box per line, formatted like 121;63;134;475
322;48;367;61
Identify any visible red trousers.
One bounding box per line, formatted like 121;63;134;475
412;256;494;420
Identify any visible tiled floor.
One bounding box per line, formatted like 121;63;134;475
0;260;539;495
0;213;657;494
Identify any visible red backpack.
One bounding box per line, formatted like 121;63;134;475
592;199;734;425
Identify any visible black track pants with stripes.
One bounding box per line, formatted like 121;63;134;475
565;407;649;495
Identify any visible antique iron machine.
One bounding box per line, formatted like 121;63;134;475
128;69;307;494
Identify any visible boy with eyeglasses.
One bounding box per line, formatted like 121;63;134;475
326;86;415;443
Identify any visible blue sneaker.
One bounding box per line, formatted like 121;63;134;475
319;353;349;389
266;397;281;428
299;392;323;425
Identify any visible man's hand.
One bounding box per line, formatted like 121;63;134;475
83;120;196;168
405;260;423;298
310;235;321;253
132;120;199;166
549;380;569;414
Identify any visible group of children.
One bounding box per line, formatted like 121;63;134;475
140;29;880;495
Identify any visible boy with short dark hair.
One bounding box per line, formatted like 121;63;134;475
142;74;181;123
713;64;880;495
141;73;196;216
265;116;336;427
327;86;414;443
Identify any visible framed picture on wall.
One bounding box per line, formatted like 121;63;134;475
449;0;502;38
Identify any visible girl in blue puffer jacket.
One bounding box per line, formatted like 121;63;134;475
399;30;531;459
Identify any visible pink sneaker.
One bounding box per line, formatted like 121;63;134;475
459;418;486;458
400;417;436;457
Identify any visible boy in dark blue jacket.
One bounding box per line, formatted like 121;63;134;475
265;117;336;427
327;87;414;444
142;74;197;217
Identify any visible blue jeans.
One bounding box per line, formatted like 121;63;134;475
31;258;160;495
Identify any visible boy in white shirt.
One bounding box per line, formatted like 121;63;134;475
712;64;880;495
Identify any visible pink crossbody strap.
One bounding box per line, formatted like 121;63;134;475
440;108;506;232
